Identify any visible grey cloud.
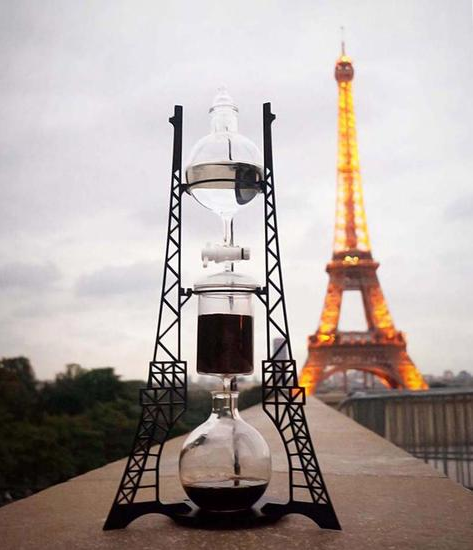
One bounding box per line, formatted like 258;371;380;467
0;261;61;290
130;206;169;229
75;261;161;297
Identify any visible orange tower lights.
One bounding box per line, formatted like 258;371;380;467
299;41;428;394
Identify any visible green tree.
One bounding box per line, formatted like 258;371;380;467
0;357;37;420
41;366;122;415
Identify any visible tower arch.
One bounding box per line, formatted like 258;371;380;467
317;365;402;390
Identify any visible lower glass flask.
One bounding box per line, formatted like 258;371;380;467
179;390;271;512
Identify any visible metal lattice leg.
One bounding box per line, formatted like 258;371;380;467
103;361;190;530
261;360;340;529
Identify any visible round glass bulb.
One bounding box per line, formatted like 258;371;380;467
185;87;263;218
179;391;271;512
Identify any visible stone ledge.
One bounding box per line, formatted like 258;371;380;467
0;398;471;550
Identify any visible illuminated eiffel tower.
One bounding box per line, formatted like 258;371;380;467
299;41;428;394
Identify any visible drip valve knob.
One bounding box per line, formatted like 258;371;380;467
202;243;250;267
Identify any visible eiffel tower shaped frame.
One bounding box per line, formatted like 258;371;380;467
103;104;340;531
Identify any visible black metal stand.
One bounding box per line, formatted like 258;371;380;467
103;104;340;531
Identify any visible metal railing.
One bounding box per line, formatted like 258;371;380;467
339;388;473;489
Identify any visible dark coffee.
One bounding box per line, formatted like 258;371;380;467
183;478;267;512
197;314;253;375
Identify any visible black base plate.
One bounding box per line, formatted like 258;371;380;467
103;497;341;531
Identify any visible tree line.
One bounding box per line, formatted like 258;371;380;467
0;357;261;506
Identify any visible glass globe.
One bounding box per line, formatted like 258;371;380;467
185;87;263;219
179;391;271;512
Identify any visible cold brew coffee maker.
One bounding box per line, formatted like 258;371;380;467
103;93;340;530
181;89;271;513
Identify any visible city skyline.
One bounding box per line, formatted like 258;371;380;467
1;1;472;380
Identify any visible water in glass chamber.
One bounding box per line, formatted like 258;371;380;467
186;160;263;214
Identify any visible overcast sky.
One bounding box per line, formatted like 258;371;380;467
1;0;472;381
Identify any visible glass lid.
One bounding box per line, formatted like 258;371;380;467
194;270;258;292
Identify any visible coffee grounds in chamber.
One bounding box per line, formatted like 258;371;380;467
183;478;268;512
197;313;253;375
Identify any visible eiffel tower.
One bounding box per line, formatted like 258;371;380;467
299;42;428;394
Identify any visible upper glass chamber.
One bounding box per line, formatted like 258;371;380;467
185;87;264;217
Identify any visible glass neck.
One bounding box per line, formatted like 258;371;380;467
211;391;240;419
210;106;238;133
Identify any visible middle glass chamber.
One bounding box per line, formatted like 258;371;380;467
195;271;257;378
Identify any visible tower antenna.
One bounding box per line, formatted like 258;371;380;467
340;26;346;55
